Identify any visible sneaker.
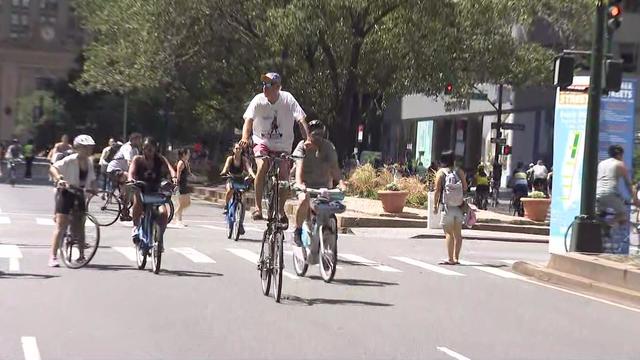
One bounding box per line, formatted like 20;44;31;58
48;256;60;267
293;228;303;247
279;214;289;230
222;205;228;215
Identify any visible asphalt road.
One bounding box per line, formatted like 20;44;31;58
1;181;640;360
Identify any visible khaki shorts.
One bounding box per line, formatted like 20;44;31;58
440;205;464;227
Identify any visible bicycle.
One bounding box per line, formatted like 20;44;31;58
509;192;525;217
58;186;101;269
87;176;174;226
473;186;489;210
224;175;250;241
291;187;346;282
256;153;292;303
7;158;19;186
490;179;500;207
129;180;174;274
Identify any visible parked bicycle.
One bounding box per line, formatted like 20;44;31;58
224;175;250;241
291;186;345;282
58;186;101;269
129;180;174;274
256;153;292;303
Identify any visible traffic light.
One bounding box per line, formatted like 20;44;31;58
607;0;623;34
605;59;624;92
554;55;575;89
444;83;453;95
502;145;512;155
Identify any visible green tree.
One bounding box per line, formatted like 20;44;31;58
14;91;66;149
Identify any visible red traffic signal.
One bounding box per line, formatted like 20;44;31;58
444;83;453;95
608;1;623;32
502;145;512;155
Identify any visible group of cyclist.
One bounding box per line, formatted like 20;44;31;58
45;71;345;267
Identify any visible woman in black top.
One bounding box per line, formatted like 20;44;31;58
128;137;176;241
173;148;192;228
220;143;255;214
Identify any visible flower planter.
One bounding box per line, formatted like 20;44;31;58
521;198;551;222
378;190;409;213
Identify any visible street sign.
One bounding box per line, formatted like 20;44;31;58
491;123;525;131
490;138;507;145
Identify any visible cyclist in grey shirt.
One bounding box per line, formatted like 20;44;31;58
596;145;635;224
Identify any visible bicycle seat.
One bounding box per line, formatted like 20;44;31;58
141;193;167;205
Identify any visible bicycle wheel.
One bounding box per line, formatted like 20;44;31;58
272;230;284;303
166;200;175;224
232;201;244;241
319;216;338;282
292;245;308;277
136;237;147;270
152;222;162;274
59;214;100;269
259;229;271;296
86;191;122;226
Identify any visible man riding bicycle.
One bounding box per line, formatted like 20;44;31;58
473;164;490;210
48;135;97;267
291;120;345;246
128;137;176;245
239;72;310;226
596;145;636;224
107;132;142;221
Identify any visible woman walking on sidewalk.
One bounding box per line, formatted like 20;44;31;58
172;148;192;228
433;150;467;265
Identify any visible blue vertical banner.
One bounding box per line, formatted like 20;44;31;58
415;120;433;166
549;77;637;254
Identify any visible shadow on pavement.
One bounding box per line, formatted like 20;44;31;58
456;263;508;268
236;237;262;243
85;264;137;272
307;276;398;287
159;269;223;278
0;271;58;279
283;295;393;307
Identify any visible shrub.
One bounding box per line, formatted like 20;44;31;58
528;191;546;198
347;164;379;198
398;176;429;207
384;182;401;191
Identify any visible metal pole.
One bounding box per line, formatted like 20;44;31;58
122;94;128;141
571;0;606;253
493;84;503;165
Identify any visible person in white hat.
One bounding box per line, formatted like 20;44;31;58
48;134;97;267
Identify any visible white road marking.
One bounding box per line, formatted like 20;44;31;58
500;260;517;265
35;217;55;226
226;248;298;279
0;216;10;224
112;246;137;261
21;336;42;360
458;260;523;279
9;257;20;272
436;346;471;360
283;250;344;269
339;253;402;272
200;225;227;231
0;244;22;258
390;256;464;276
171;247;216;263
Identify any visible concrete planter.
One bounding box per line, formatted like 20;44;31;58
521;198;551;222
378;190;409;213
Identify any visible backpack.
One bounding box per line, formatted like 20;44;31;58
105;143;122;163
442;168;464;206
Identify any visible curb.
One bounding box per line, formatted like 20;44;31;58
512;261;640;307
412;234;548;243
472;223;549;236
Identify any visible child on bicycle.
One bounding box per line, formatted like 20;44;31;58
220;143;256;215
48;135;98;267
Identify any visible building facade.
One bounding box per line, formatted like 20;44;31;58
0;0;83;141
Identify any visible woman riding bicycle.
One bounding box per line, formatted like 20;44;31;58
473;164;490;210
510;164;529;216
48;135;97;267
128;137;176;244
220;142;256;215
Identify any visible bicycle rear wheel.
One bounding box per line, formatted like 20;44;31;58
259;229;271;296
152;222;162;274
86;191;122;226
166;200;175;224
272;230;284;303
59;214;100;269
319;216;338;283
232;201;244;241
136;239;147;270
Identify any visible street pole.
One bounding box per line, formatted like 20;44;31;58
493;84;503;166
571;0;606;253
122;94;128;141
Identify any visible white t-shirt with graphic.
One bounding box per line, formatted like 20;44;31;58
107;142;138;173
243;91;306;152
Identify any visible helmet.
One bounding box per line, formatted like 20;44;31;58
12;138;18;143
73;134;96;146
308;120;326;136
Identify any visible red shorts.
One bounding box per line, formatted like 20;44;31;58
253;144;290;180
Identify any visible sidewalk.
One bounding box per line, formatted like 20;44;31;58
193;184;549;237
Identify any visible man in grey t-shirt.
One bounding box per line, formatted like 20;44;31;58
291;120;345;246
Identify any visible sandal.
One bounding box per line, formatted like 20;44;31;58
438;260;457;265
251;209;264;221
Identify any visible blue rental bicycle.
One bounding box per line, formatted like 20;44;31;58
224;175;250;241
129;180;174;274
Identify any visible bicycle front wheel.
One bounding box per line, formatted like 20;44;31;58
86;191;122;226
152;222;163;274
260;230;271;296
59;214;100;269
166;200;175;224
232;201;244;241
319;216;338;283
272;230;284;303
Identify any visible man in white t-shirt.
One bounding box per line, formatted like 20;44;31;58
240;72;310;224
531;160;548;193
106;132;142;221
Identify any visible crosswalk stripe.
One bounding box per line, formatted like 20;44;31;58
112;247;137;261
21;336;42;360
283;250;344;269
200;225;227;231
9;258;20;272
339;253;402;272
458;260;523;279
390;256;465;276
0;244;22;258
171;247;216;263
0;216;10;224
500;260;517;265
35;217;55;226
226;248;298;279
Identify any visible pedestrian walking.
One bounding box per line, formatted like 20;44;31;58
433;150;467;265
172;148;192;228
23;139;34;180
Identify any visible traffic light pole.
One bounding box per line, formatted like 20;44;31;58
493;84;503;166
571;0;606;253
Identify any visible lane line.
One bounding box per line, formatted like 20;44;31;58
0;244;22;258
9;257;20;272
171;247;216;263
0;216;10;224
436;346;471;360
35;218;55;226
339;253;402;272
458;260;523;279
200;225;227;231
112;246;137;261
500;260;517;265
390;256;464;276
21;336;42;360
226;248;298;279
